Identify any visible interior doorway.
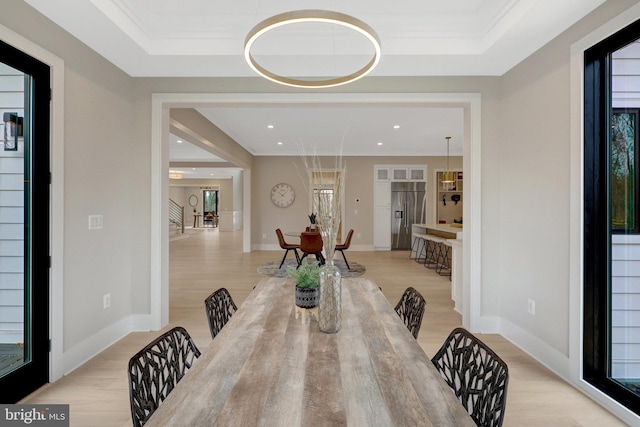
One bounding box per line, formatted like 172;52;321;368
151;92;482;332
202;189;218;227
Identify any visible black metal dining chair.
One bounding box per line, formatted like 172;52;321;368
276;228;300;268
431;327;509;427
204;288;237;339
394;287;426;339
127;326;201;427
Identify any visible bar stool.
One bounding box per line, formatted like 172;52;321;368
424;235;445;269
437;240;452;277
410;232;428;263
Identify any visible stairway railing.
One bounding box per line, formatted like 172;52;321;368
169;198;185;234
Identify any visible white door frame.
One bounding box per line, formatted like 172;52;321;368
150;92;482;331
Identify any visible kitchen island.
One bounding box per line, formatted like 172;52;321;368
411;223;463;314
412;223;462;240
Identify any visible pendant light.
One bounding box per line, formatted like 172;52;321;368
244;10;381;89
441;136;456;185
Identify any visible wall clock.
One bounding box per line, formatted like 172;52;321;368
271;183;295;207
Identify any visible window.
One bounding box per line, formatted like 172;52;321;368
203;189;218;216
310;170;343;243
584;18;640;415
611;108;639;233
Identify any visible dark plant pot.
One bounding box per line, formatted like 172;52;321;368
295;286;318;308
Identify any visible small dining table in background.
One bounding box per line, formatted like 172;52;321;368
145;277;474;426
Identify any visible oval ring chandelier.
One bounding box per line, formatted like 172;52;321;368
244;10;381;89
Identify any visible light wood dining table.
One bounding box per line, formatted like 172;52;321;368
145;277;475;426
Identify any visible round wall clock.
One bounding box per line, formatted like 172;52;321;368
271;183;295;207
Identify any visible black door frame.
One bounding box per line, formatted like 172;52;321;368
583;18;640;416
0;39;50;403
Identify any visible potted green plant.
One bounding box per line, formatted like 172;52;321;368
308;213;317;230
287;259;320;308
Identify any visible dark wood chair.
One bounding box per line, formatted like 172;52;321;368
335;229;354;270
276;228;300;268
394;287;426;339
203;212;214;227
127;326;201;427
298;231;325;267
204;288;237;339
431;327;509;427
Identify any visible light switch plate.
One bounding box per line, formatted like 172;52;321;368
89;215;103;230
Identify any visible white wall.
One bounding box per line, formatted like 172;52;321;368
496;0;640;371
251;155;462;250
1;2;147;374
499;0;640;424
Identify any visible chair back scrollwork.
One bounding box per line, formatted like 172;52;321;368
431;327;509;427
394;287;426;339
128;326;201;426
204;288;238;339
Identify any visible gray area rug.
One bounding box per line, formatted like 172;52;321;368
258;259;365;278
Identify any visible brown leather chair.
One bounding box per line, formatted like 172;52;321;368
298;232;325;267
276;228;300;268
335;229;354;270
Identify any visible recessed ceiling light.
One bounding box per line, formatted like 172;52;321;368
267;125;274;129
277;141;283;145
377;142;383;146
177;139;183;143
192;168;196;170
393;125;400;129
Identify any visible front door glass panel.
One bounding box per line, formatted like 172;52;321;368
0;62;28;378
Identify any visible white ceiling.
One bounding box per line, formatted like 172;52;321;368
25;0;607;178
25;0;605;77
196;105;465;156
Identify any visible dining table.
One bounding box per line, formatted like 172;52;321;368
145;277;475;426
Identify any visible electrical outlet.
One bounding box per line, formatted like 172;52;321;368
357;233;361;239
103;293;111;309
527;298;535;315
262;233;267;239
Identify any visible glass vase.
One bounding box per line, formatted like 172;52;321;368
318;259;342;333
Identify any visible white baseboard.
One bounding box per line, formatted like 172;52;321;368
348;244;375;251
252;244;281;251
498;317;570;379
478;315;500;333
483;317;638;424
62;314;153;376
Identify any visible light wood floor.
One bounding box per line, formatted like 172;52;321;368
21;228;628;426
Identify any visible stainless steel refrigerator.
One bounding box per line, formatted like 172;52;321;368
391;182;426;250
